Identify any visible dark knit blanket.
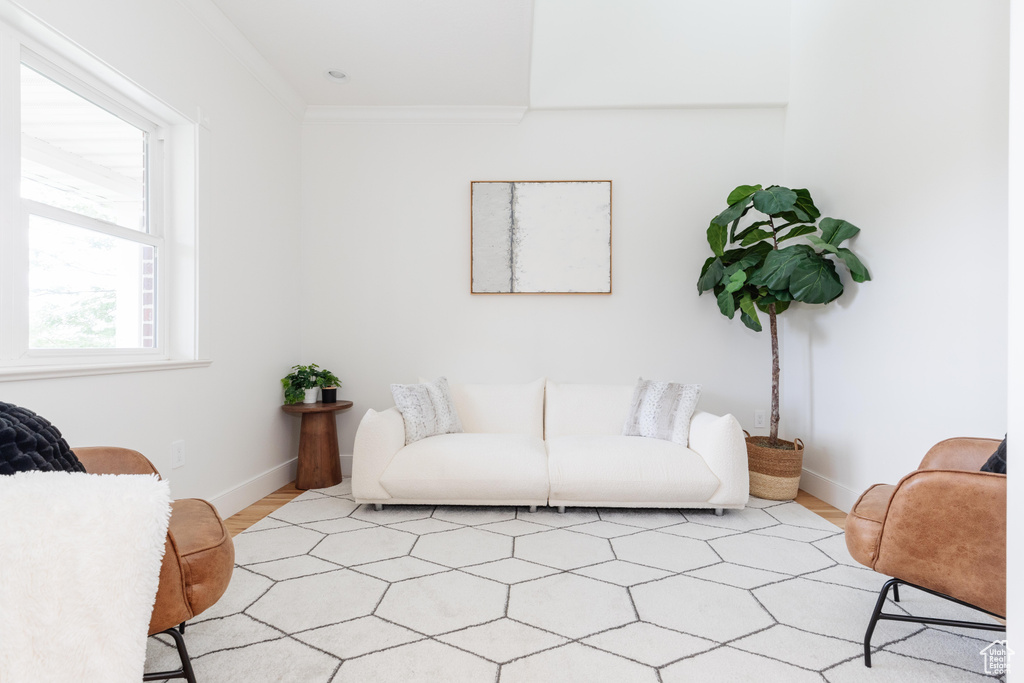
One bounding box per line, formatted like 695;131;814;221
0;402;85;475
981;436;1007;475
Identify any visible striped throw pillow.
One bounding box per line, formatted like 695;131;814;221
622;378;702;446
391;377;464;445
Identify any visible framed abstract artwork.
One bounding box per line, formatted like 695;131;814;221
471;180;612;294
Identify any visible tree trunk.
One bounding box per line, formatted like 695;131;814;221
769;303;780;445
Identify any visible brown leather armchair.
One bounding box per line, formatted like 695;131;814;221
75;447;235;683
845;437;1006;667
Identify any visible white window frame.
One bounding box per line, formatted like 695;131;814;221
0;10;209;380
17;52;166;361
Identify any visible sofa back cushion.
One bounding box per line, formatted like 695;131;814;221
447;378;546;438
544;381;634;439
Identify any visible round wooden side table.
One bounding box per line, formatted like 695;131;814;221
281;400;353;490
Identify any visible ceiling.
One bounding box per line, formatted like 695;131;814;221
206;0;791;112
208;0;534;107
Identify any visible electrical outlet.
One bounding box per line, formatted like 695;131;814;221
171;440;185;469
754;410;767;428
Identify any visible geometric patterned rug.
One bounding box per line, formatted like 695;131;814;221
146;481;1005;682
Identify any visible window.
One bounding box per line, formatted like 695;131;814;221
21;59;162;352
0;16;203;376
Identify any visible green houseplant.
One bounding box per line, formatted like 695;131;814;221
697;184;870;499
281;364;343;405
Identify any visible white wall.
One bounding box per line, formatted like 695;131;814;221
782;0;1009;509
301;108;787;455
2;0;1008;525
1007;0;1022;663
0;0;304;515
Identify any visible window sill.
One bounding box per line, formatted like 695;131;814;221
0;359;212;382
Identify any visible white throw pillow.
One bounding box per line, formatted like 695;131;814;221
622;378;702;446
391;377;464;445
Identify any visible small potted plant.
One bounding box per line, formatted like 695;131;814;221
697;184;870;500
281;364;342;405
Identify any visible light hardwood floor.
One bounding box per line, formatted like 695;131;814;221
224;483;847;537
795;489;847;530
223;482;303;537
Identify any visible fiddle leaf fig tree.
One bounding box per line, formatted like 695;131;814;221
697;184;870;447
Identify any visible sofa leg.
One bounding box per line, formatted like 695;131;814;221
557;506;565;514
714;507;724;516
529;505;537;513
374;503;383;511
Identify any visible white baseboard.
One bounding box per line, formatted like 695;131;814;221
210;458;297;519
210;455;354;519
800;467;860;513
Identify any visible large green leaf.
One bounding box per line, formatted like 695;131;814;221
724;269;747;293
752;186;797;215
758;288;793;302
738;293;762;331
717;289;736;318
729;216;742;245
778;225;817;242
790;253;844;304
748;244;815;289
712;196;753;228
837;247;871;282
757;299;791;315
699;255;715;278
707;221;727;257
733;220;770;244
819;217;860;246
727;184;762;205
739;228;772;247
806;234;839;254
697;257;725;293
792;188;821;221
731;241;774;272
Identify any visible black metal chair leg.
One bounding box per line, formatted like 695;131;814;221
864;577;899;667
862;578;1005;669
143;626;197;683
892;583;900;602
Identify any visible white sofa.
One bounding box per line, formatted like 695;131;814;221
352;379;749;514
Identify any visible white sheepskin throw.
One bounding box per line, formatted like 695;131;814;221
0;471;171;683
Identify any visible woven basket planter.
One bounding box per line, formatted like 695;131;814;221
746;435;804;501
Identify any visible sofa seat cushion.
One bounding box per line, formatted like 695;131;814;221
547;435;721;504
379;433;549;501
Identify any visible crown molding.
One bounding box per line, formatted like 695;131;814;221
172;0;306;120
304;105;528;125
